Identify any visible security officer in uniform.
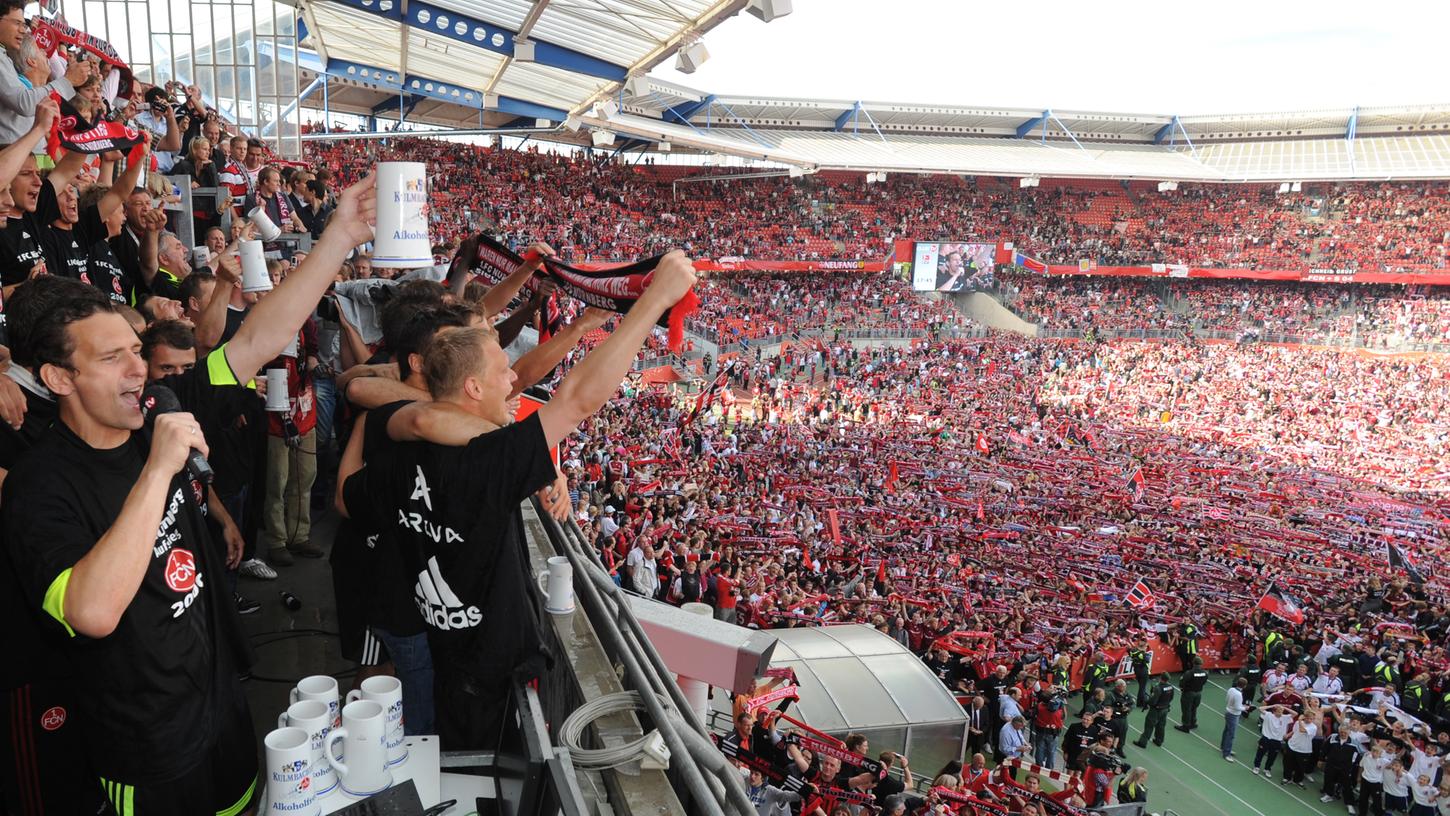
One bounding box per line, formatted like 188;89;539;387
1085;653;1112;695
1263;626;1288;666
1238;655;1264;704
1107;680;1135;757
1133;676;1175;748
1128;638;1152;708
1373;653;1402;690
1330;645;1361;692
1175;657;1210;732
1402;672;1431;719
1050;660;1071;692
1175;621;1200;678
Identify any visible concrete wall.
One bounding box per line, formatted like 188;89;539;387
960;292;1038;337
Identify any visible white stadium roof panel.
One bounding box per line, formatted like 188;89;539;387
290;3;1450;181
495;60;615;113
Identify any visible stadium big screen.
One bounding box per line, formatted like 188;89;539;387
912;241;996;292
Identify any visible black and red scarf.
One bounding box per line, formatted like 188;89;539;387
451;233;699;353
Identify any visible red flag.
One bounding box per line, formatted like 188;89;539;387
1257;582;1305;624
827;509;842;545
976;500;985;522
976;434;989;455
876;560;888;586
1125;579;1155;610
886;462;899;493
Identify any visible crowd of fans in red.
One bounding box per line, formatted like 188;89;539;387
304;136;1449;274
1002;272;1450;349
686;271;968;345
564;324;1448;809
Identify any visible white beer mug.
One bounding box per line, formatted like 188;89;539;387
327;700;393;797
288;675;340;729
371;162;432;268
191;246;210;270
277;699;339;798
265;726;320;816
248;206;282;240
537;555;575;615
265;369;290;412
345;675;407;766
239;240;272;293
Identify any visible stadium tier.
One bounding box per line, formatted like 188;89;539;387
306;137;1449;281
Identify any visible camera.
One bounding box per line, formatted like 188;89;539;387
1088;751;1128;774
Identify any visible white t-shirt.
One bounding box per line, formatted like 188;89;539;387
1361;754;1393;783
1286;721;1317;753
1412;781;1438;806
1260;711;1293;741
1383;768;1409;797
1225;687;1245;716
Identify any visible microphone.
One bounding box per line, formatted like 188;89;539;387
280;590;302;611
140;384;215;485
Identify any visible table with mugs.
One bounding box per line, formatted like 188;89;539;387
262;674;446;815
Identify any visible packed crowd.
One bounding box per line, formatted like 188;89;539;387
1001;272;1450;349
563;323;1447;810
686;271;968;345
302;135;1450;275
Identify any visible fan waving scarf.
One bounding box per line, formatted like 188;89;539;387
454;234;700;353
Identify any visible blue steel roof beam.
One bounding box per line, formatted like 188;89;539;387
325;57;569;120
1015;111;1048;139
661;94;715;127
319;0;629;81
833;101;861;132
1153;116;1181;145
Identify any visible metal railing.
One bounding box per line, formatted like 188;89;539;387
533;504;756;816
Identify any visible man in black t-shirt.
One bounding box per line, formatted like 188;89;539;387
0;153;47;295
0;172;381;814
343;251;698;750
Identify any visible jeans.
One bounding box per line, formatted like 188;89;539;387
372;628;434;736
313;376;340;451
1033;730;1058;769
1221;712;1240;757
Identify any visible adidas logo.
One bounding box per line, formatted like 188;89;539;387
414;556;481;631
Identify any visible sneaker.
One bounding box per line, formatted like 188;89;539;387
235;593;261;615
1304;774;1314;783
239;558;278;580
1224;755;1236;762
288;541;325;559
1251;768;1261;775
1295;782;1306;789
268;547;295;567
1320;795;1334;803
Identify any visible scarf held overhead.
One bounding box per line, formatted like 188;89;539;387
459;234;699;352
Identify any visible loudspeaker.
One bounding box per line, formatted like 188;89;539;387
590;130;615;148
564;115;582;132
674;41;709;74
625;76;651;97
747;0;793;22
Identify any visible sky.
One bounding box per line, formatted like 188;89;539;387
648;1;1450;115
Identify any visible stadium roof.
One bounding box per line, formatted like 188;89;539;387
284;3;1450;181
293;0;747;125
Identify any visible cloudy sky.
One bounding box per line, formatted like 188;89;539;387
649;0;1449;115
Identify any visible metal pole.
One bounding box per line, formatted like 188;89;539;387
300;126;561;142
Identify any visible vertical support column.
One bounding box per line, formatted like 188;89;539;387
676;603;714;722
